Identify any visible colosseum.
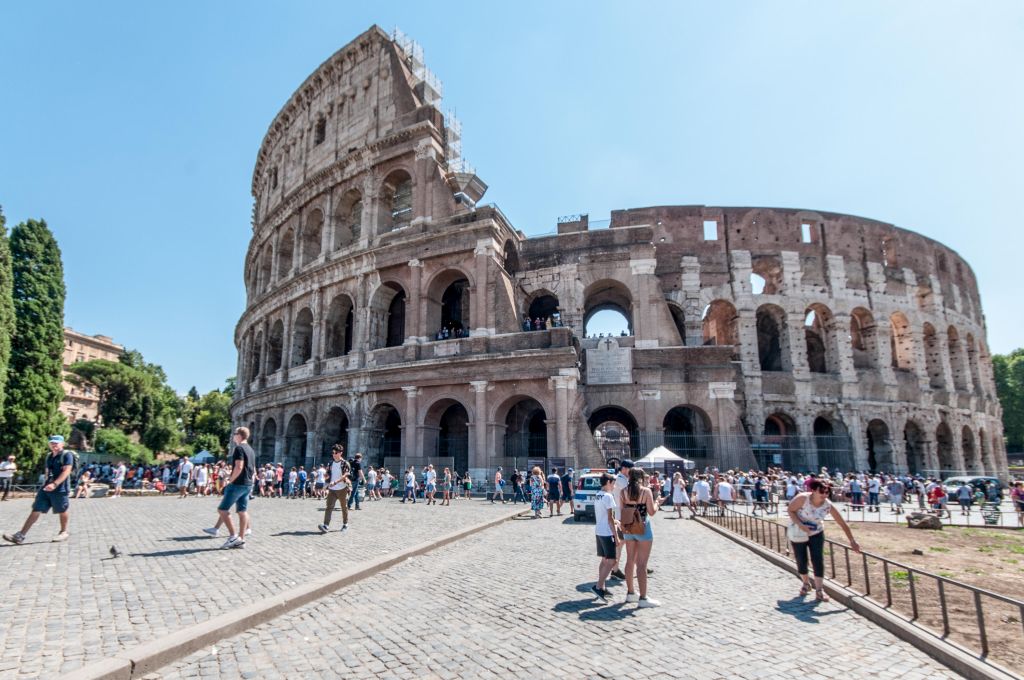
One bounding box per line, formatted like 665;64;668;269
231;25;1008;484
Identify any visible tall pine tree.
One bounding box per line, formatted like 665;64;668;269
0;207;14;419
1;219;67;469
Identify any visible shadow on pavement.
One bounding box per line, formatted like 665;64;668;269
271;530;324;537
578;602;637;620
129;547;224;557
553;598;604;614
164;535;213;542
774;596;847;623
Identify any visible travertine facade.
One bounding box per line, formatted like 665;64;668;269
61;327;123;424
232;26;1007;482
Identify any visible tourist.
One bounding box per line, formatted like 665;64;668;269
1011;481;1024;528
440;467;452;506
787;479;860;601
619;467;661;608
218;427;256;549
670;471;691;519
529;466;546;519
0;455;17;502
609;459;634;579
914;477;927;509
716;476;735;510
887;477;905;514
867;475;881;512
511;469;525;504
347;451;364;510
546;467;561;517
318;445;350;533
956;481;973;516
463;471;472;499
590;472;620;603
194;462;209;498
402;466;417;503
74;469;93;499
177;455;193;498
692;474;711;516
847;475;863;510
297;466;308;499
366;465;379;501
3;435;74;544
560;467;574;516
314;464;327;499
424;463;437;505
491;467;505;504
928;483;949;517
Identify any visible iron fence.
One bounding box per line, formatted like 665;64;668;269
703;507;1024;673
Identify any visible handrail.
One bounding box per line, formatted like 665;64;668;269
703;506;1024;670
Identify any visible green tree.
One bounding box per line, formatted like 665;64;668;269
0;219;67;469
0;207;14;420
993;349;1024;451
194;389;232;449
192;432;222;456
94;427;153;464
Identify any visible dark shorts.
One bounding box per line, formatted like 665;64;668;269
596;534;616;558
549;490;561;502
33;490;70;514
219;484;252;513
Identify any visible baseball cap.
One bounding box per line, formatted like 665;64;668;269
49;435;65;444
619;459;634;469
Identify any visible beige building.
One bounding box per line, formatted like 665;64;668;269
231;26;1007;483
61;327;123;424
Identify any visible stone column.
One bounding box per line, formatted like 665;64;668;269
412;140;436;225
311;288;324;375
322;191;335;257
402;386;420;460
471;240;492;336
470;381;488;469
281;302;294;380
406;259;424;343
258;317;270;387
235;336;246;398
549;374;576;460
831;312;857;382
630;258;658;348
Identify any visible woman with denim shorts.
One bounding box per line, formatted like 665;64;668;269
620;467;662;608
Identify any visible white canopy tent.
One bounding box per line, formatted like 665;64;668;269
635;445;694;469
190;450;215;464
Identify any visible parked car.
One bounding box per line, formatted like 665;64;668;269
942;476;1002;498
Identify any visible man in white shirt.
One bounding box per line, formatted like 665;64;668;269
111;462;127;498
177;457;194;498
402;467;417;503
0;455;17;502
590;473;620;603
716;478;735;508
318;445;350;533
867;475;881;512
692;475;712;515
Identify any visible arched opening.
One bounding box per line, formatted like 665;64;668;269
284;414;308;469
277;226;295;281
702;300;739;347
249;331;262;380
290;307;313;367
427;401;469;474
424;270;470;339
301;209;323;266
333;189;362;250
804;304;836;374
583;280;633;337
962;426;980;472
319;407;349;465
502;239;520;275
259;419;277;467
948;327;968;391
588;406;640;463
749;273;767;295
966;334;982;394
889;312;914;371
866;419;894;473
850;307;878;369
366;403;402;467
904;421;927;476
502;398;548;461
761;413;799;470
662;406;712;462
268;320;284;372
751;255;782;295
368;283;406;350
379;170;413;233
527;293;560;329
258;246;273;293
667;303;687;346
923;323;945;389
936;422;956;476
756;304;789;371
324;295;354;358
813;416;853;473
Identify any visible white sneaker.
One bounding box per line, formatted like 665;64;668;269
52;532;70;543
245;528;252;536
341;524;348;532
220;536;242;550
202;527;219;537
637;597;661;608
625;592;639;603
318;524;328;533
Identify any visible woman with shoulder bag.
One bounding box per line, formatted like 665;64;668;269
787;479;860;601
620;467;662;608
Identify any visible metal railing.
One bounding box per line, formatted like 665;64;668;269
703;507;1024;673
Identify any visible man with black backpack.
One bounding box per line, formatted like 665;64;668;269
3;435;74;545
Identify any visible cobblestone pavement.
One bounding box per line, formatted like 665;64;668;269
726;497;1021;528
0;493;517;678
155;513;960;680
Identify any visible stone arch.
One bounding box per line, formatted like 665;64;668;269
583;279;633;336
333;189;362;250
526;291;560;326
889;312;914;371
756;304;789;371
965;333;982;394
922;323;945;389
813;415;853;473
804;303;837;374
849;307;878;370
866;419;895;473
365;402;402;466
277;225;295;281
378;168;413;233
662;405;713;461
502;239;520;275
936;422;956;476
368;282;406;349
301;208;323;266
423;397;471;473
284;413;308;469
498;396;548;461
324;294;355;359
425;268;472;338
666;302;687;346
962;425;981;473
761;412;800;470
588;405;640;462
249;330;263;380
903;420;928;476
290;307;314;366
268;319;284;372
259;418;277;466
948;326;968;391
258;244;273;293
750;255;783;295
319;406;349;463
702;300;738;347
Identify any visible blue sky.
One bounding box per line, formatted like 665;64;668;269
1;2;1021;393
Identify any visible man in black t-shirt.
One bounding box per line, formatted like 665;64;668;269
3;435;74;545
346;451;364;510
218;427;256;549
